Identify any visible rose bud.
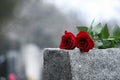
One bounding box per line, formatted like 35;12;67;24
76;31;94;52
59;30;76;50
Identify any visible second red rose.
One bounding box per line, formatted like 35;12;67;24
76;31;94;52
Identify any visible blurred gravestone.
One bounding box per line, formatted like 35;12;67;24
0;55;7;78
43;48;120;80
21;44;42;80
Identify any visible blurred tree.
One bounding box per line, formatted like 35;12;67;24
0;0;21;54
0;0;21;77
0;0;18;21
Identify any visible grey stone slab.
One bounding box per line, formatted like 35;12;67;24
43;48;72;80
43;48;120;80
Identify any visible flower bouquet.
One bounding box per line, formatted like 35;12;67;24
59;20;120;52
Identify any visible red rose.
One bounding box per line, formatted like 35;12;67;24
59;30;76;50
76;31;94;52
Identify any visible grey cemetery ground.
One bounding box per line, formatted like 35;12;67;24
43;48;120;80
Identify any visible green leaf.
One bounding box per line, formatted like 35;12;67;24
77;26;88;32
106;37;115;40
100;24;110;39
112;25;120;38
93;23;103;34
90;19;95;29
87;20;95;38
95;41;103;48
98;45;106;49
98;40;115;49
88;30;94;38
115;41;120;48
103;40;115;48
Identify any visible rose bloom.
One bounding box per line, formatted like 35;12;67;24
76;31;94;52
59;30;76;50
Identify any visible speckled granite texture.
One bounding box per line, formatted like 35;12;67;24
43;48;120;80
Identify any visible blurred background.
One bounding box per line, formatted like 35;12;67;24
0;0;120;80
